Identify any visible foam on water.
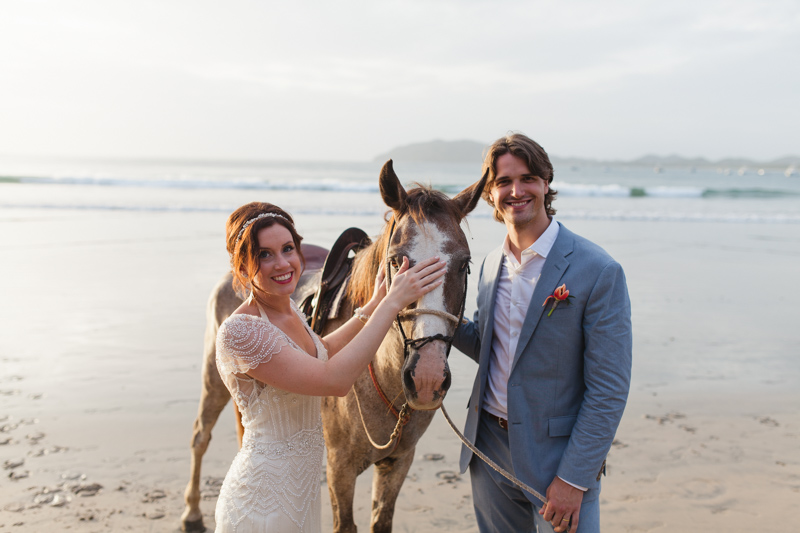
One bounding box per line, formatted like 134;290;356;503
2;202;797;224
14;175;379;193
8;174;797;200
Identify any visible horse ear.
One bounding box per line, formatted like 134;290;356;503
379;160;407;212
451;167;489;218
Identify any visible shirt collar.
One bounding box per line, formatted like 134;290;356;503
502;218;560;264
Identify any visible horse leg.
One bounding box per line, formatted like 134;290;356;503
181;345;231;532
370;451;415;533
326;448;361;533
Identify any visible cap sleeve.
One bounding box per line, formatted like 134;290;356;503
216;314;290;375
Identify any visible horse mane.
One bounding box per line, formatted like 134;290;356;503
347;184;461;307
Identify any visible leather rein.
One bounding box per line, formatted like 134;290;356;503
353;216;469;453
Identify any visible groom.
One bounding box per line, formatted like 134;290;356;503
453;133;632;533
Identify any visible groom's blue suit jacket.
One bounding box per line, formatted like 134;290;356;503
453;222;632;504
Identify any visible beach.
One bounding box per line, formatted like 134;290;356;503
1;160;799;531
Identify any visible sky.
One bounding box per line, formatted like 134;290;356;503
1;0;798;162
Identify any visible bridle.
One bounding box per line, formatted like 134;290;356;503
383;217;469;360
354;214;470;452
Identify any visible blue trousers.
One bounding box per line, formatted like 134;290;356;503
469;410;600;533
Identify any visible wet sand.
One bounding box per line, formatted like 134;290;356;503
1;209;798;531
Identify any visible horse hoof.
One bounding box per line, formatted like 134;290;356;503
181;518;206;532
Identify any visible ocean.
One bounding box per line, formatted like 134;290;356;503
2;157;799;223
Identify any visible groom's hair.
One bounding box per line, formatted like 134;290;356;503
481;133;558;222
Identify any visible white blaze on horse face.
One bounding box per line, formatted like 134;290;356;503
408;220;452;375
409;221;452;332
402;220;453;407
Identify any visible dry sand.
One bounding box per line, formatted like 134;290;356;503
1;209;798;532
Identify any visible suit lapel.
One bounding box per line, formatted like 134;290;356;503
480;247;504;356
512;224;574;370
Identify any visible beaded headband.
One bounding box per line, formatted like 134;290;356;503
235;212;290;246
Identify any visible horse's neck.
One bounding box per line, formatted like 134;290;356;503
370;327;406;398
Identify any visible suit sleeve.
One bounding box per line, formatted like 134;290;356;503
452;257;485;364
556;261;632;488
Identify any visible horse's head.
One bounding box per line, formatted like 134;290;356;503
378;160;487;410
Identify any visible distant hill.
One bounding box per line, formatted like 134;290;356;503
374;140;799;169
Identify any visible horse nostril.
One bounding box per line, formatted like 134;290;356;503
441;372;451;392
403;369;417;395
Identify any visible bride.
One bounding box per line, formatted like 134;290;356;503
214;202;446;532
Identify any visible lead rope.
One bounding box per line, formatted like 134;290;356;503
352;383;411;452
439;404;548;504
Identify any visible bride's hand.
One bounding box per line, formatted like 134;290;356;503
366;267;387;307
385;256;446;310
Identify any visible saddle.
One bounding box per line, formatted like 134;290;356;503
296;227;371;334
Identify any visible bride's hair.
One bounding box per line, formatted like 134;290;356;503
226;202;305;299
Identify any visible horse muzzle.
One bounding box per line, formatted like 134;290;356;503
402;340;451;410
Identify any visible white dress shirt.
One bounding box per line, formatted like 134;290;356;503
484;219;559;419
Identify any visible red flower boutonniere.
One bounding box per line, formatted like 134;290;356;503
543;284;574;317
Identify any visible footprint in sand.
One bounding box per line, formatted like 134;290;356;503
758;416;779;427
8;470;29;480
202;478;223;500
142;489;167;503
679;478;724;500
708;499;736;514
4;502;25;512
435;471;461;483
26;432;45;444
60;472;88;492
626;520;665;532
423;453;445;461
430;518;460;527
33;489;71;507
644;412;686;425
403;504;433;513
3;458;24;470
144;509;166;520
73;483;103;497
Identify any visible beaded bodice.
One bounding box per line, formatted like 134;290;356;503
214;300;327;533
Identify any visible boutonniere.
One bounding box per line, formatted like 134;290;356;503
543;284;574;317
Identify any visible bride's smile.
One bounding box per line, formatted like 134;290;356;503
255;224;302;296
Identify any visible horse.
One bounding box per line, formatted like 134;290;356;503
181;160;487;532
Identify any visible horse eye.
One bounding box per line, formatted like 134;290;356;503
459;259;470;272
389;258;399;269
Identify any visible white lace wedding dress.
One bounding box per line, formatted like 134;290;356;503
214;301;327;533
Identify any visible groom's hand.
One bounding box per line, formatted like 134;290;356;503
540;476;583;533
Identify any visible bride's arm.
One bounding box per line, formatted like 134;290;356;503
320;265;387;358
245;256;444;396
